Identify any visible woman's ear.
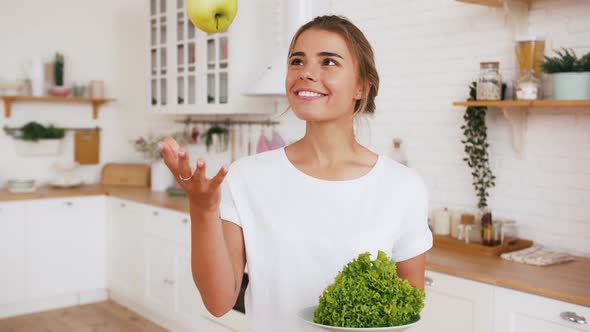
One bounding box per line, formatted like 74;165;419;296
354;82;370;100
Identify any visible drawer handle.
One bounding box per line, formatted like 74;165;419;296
560;311;587;324
64;201;74;206
164;278;175;286
425;276;434;287
181;218;189;224
153;211;159;216
120;202;126;208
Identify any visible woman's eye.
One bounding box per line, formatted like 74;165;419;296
323;59;337;66
290;58;303;66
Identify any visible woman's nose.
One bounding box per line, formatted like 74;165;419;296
299;67;317;81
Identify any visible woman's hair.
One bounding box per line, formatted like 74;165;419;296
287;15;379;116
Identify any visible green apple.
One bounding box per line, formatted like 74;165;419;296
186;0;238;34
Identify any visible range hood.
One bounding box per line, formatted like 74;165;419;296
244;0;332;96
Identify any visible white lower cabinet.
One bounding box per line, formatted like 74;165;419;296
106;198;145;303
144;236;177;317
25;197;106;299
0;202;26;306
494;286;590;332
408;270;494;332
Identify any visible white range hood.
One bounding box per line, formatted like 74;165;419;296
244;0;332;96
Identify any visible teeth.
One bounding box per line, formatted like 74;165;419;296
298;91;324;97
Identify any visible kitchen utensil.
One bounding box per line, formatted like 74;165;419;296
74;130;100;164
230;126;236;163
101;163;150;187
298;306;420;331
269;128;286;150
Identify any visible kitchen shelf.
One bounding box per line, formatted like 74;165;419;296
455;0;540;7
453;100;590;107
453;99;590;158
1;95;116;119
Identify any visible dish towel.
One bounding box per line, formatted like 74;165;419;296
269;129;286;150
500;245;574;266
256;128;270;154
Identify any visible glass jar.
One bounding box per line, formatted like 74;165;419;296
476;62;502;101
516;69;540;100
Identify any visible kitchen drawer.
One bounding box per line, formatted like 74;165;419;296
145;207;190;245
494;286;589;332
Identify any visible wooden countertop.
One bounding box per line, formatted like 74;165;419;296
1;185;589;307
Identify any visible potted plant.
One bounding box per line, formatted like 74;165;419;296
461;83;496;224
5;121;66;156
131;132;187;192
49;52;72;97
541;48;590;100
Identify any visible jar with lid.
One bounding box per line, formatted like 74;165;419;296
476;62;502;101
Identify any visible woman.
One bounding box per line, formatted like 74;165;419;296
159;15;432;332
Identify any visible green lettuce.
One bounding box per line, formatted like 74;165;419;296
314;251;425;327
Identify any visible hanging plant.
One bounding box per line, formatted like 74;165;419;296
461;82;496;209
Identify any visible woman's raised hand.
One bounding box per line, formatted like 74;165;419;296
159;137;228;213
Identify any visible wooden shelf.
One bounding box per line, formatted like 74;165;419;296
453;100;590;107
1;95;116;119
454;99;590;158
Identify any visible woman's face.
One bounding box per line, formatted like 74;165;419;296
285;29;364;122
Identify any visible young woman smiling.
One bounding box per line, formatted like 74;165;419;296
159;15;432;332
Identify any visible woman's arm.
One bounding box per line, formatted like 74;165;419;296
396;253;426;291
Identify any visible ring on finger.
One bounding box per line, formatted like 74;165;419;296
178;172;193;181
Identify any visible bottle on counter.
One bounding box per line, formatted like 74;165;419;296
481;210;495;246
389;138;408;166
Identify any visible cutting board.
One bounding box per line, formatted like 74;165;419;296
101;163;150;187
433;234;533;257
74;130;100;164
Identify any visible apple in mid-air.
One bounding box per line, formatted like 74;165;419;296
186;0;238;34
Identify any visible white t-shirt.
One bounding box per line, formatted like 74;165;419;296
220;147;433;332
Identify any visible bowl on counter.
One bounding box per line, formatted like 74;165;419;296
7;179;36;193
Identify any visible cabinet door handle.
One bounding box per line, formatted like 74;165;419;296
560;311;587;324
153;211;159;216
425;276;434;287
181;218;189;224
120;202;126;208
64;201;74;206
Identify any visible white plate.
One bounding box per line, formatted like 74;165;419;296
297;306;420;332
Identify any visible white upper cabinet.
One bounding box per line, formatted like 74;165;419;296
147;0;276;115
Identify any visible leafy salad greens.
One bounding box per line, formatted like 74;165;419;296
314;250;425;328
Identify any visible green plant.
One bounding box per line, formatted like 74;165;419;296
314;251;424;328
540;48;590;73
54;52;64;86
14;121;65;141
203;125;229;152
461;82;496;210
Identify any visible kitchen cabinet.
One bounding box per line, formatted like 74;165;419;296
144;236;177;318
494;286;590;332
25;197;106;299
408;270;494;332
106;198;146;303
147;0;274;115
0;202;26;306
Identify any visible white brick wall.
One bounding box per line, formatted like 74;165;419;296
271;0;590;255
